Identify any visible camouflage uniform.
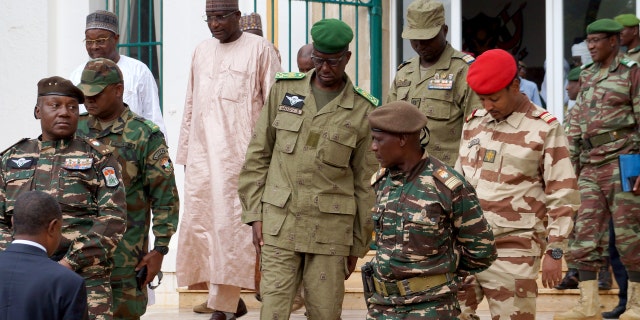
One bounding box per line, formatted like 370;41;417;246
627;45;640;63
455;99;580;319
238;72;378;320
0;137;126;320
387;44;480;166
77;107;179;319
566;55;640;275
368;152;496;319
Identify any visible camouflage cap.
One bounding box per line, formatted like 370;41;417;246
614;14;640;27
567;67;582;82
78;58;123;97
368;101;427;133
402;0;445;40
311;19;353;54
587;19;623;35
37;76;84;104
86;10;118;34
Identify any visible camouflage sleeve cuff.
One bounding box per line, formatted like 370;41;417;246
546;237;568;252
153;237;172;247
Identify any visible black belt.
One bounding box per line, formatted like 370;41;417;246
583;127;635;149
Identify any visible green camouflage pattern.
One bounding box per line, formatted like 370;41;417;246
78;58;123;97
368;153;496;313
110;267;147;318
0;136;127;320
387;44;481;166
77;107;179;318
367;291;460;319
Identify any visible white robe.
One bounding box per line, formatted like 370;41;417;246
175;33;281;292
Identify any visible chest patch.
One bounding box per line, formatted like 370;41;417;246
281;93;305;108
9;157;36;169
428;73;454;90
483;150;497;163
102;166;120;187
63;158;93;170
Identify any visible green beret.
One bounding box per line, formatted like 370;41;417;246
311;19;353;54
614;14;640;27
37;76;84;104
587;18;623;35
368;101;427;133
567;67;582;81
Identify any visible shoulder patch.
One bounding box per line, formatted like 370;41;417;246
0;138;30;156
465;108;487;122
354;86;380;106
370;168;388;186
275;72;306;81
84;138;113;156
396;60;410;71
461;54;475;64
433;167;463;190
621;58;638;68
534;110;558;124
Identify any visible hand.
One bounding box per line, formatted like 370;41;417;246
135;250;164;287
541;255;562;288
633;175;640;196
59;258;73;270
251;221;264;256
345;256;358;280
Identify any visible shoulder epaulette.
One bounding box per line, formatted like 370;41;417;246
84;138;112;156
131;116;160;133
621;58;638;68
0;138;30;156
396;60;410;71
581;62;594;70
275;72;306;81
433;167;463;191
354;86;380;106
461;54;475;65
533;110;558;124
465;108;487;122
370;168;388;186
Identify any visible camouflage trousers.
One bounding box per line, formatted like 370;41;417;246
260;245;345;320
81;264;115;320
367;291;459;319
570;162;640;272
111;266;148;319
459;256;540;320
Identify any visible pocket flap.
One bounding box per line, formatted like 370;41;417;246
317;193;355;215
328;127;357;148
261;185;291;208
272;113;303;132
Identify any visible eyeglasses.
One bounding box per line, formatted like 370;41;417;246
84;36;111;46
584;35;611;45
203;11;238;23
310;52;347;67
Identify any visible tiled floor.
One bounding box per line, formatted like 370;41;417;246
141;306;558;319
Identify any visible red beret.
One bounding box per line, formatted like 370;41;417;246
466;49;517;95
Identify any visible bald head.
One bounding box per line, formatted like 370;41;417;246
297;44;314;73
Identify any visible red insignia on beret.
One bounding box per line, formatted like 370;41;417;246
466;49;518;95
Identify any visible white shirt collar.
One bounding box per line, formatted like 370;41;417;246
12;239;47;253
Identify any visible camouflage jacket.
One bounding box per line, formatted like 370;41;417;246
371;152;496;286
77;107;179;268
0;136;126;270
387;44;481;166
238;72;378;258
456;96;579;257
567;55;640;168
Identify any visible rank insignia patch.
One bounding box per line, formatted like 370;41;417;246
483;150;497;163
102;166;120;187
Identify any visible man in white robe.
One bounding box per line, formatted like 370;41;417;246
175;1;282;319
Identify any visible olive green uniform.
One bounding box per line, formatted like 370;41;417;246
387;44;480;166
238;72;378;319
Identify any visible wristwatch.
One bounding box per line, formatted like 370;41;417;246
546;248;563;260
153;246;169;255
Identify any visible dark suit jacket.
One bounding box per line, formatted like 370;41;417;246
0;243;88;320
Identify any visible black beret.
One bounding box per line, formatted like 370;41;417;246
368;101;427;133
37;76;84;104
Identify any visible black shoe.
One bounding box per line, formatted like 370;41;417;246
598;266;612;290
235;298;248;318
602;305;626;319
555;268;579;290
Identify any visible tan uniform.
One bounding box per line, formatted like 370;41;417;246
238;71;378;319
455;95;579;319
387;43;480;166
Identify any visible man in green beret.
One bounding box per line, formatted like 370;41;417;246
615;13;640;62
366;101;496;318
0;76;127;320
556;18;640;320
387;0;480;167
238;18;378;319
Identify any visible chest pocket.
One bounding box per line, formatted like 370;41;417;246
402;203;448;257
317;127;357;168
219;66;249;103
59;167;99;214
422;90;455;121
272;113;303;154
396;86;411;101
3;169;36;213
